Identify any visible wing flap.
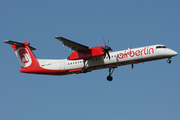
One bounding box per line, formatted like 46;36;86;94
55;36;90;52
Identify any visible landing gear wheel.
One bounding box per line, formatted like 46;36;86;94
81;68;87;73
107;75;113;81
167;59;171;64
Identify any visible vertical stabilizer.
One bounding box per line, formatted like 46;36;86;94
4;40;40;72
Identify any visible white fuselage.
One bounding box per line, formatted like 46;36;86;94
37;44;178;74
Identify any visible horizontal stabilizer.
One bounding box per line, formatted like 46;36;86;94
3;40;36;50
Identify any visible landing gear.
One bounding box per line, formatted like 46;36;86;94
107;75;113;81
81;60;88;73
81;67;87;73
167;58;171;64
107;68;115;81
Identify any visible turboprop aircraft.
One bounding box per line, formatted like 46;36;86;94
3;36;178;81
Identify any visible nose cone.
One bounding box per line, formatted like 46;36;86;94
171;50;178;56
174;51;178;56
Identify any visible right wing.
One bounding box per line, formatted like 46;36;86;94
55;36;90;52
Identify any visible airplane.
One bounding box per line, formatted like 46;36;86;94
3;36;178;81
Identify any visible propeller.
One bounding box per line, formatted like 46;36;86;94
102;39;112;59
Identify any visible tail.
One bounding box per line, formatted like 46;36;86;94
3;40;40;72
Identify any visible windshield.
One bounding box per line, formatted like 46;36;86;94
156;46;168;49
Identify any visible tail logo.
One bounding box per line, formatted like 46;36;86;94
16;47;32;67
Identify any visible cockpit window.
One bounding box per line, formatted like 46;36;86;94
156;46;168;49
162;46;167;48
156;46;162;48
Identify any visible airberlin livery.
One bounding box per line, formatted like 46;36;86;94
4;36;178;81
118;47;154;59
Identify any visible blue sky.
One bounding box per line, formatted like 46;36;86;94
1;0;180;120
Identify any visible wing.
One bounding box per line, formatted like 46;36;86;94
3;40;36;51
55;36;90;52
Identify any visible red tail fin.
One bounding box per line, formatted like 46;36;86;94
4;40;40;72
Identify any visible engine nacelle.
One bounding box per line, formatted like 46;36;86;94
68;46;105;60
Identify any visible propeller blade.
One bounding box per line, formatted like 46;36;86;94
103;39;106;46
104;50;107;58
107;52;111;60
103;50;110;59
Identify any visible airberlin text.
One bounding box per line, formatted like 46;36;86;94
118;47;154;59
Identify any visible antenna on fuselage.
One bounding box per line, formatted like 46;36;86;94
129;45;134;69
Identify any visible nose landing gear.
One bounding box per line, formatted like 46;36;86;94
107;75;113;81
167;58;171;64
107;68;115;81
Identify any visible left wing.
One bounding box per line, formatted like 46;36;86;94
55;36;90;52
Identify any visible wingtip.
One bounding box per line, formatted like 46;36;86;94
3;40;10;43
54;36;61;39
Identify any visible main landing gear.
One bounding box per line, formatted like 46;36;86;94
81;60;88;73
167;57;171;64
81;67;87;73
107;68;115;81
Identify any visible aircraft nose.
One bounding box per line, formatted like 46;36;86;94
174;51;178;56
171;50;178;56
